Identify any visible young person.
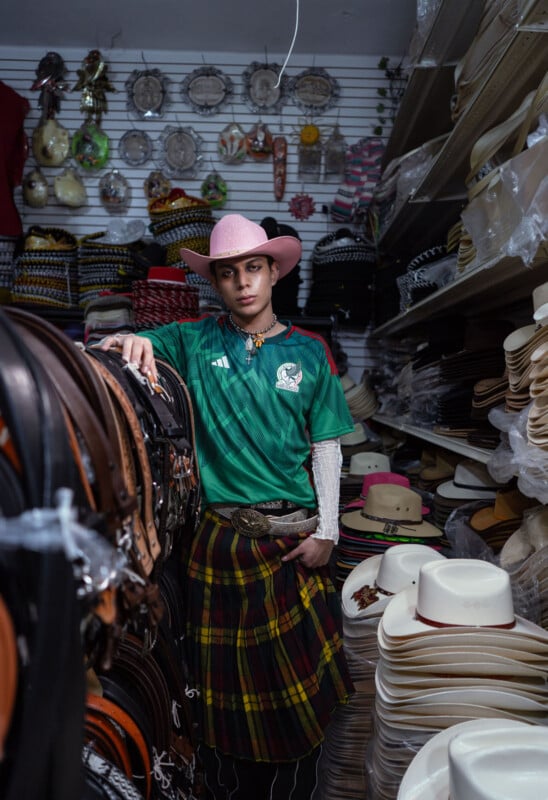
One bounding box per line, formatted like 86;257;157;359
101;214;354;799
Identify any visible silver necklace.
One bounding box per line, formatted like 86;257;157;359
228;313;278;363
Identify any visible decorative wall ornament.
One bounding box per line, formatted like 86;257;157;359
289;67;340;115
54;167;87;208
32;118;70;167
288;192;316;221
374;57;407;135
118;129;153;166
157;125;204;179
73;49;115;125
71;123;109;170
217;121;247;165
23;169;49;208
324;124;348;180
245;121;273;161
241;62;288;115
30;51;69;120
125;68;170;119
200;171;228;208
273;136;287;201
181;66;233;115
296;122;323;182
99;169;131;214
144;170;171;200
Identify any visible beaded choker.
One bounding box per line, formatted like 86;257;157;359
228;313;278;363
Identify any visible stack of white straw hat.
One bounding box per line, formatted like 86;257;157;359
367;558;548;800
316;545;445;800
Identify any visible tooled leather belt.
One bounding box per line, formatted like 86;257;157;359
212;504;319;538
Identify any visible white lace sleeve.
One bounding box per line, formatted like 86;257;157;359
310;437;342;544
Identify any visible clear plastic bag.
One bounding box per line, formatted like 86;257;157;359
488;403;548;504
461;136;548;267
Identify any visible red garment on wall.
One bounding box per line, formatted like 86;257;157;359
0;80;30;236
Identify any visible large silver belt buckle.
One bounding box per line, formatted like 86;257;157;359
231;508;271;538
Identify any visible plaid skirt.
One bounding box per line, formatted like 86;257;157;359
185;508;353;762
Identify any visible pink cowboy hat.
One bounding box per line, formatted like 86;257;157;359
180;213;302;280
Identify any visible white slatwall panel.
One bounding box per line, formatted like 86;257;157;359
1;44;395;372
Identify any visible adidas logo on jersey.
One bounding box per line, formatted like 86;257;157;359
211;355;230;369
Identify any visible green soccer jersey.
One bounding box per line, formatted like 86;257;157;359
141;316;354;507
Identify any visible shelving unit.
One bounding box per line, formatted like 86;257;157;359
370;0;548;476
378;0;548;255
381;0;484;165
373;413;493;464
372;250;548;339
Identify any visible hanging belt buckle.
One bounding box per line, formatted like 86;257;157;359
230;507;271;538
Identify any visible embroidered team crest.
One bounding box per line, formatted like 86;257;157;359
276;362;302;393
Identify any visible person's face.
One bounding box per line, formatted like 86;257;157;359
211;255;279;323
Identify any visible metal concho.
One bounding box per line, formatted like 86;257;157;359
230;508;271;538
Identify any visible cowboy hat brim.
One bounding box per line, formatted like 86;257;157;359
180;235;302;280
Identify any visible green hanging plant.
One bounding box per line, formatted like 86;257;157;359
374;56;407;135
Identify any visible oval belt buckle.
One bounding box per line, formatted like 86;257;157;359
230;508;271;538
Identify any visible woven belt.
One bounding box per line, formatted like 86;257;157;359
212;506;318;538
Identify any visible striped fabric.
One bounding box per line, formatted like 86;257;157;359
185;509;353;763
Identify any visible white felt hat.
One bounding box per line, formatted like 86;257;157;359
448;723;548;799
397;719;533;800
342;545;446;619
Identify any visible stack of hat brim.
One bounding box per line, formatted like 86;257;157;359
432;459;507;531
343;378;378;421
499;507;548;626
526;342;548;447
468;488;537;554
471;375;509;416
417;451;459;492
504;324;548;411
367;559;548;800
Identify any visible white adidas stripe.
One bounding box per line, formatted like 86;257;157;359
211;355;230;368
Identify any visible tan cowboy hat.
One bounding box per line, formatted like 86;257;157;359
342;544;445;620
179;213;302;279
397;719;534;800
341;484;440;538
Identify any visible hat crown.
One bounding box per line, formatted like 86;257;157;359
349;451;390;476
209;214;269;260
376;543;445;594
417;559;514;627
452;460;500;490
449;726;548;799
360;471;409;497
363;484;423;522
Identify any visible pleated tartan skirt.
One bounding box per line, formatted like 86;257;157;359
184;508;353;763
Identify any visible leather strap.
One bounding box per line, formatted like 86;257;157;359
11;321;136;532
86;693;151;800
85;354;161;574
84;715;133;779
0;592;18;761
82;744;146;800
